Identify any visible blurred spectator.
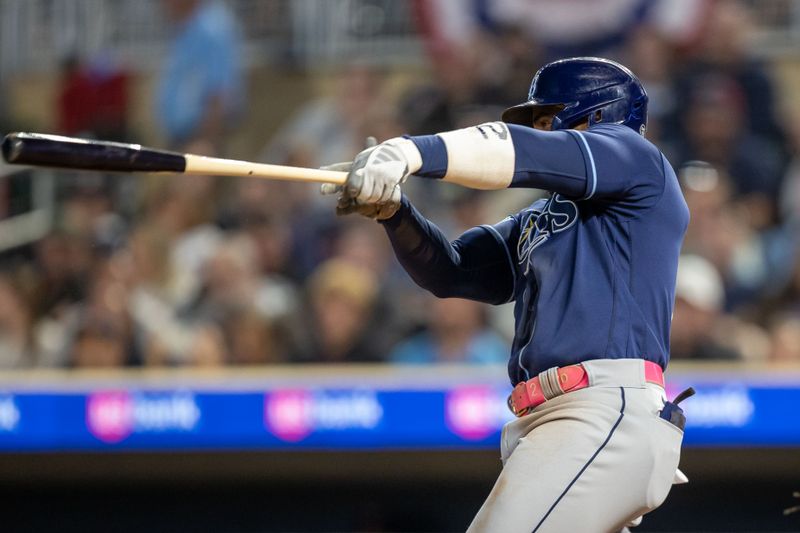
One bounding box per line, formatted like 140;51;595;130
671;254;739;360
221;179;323;280
679;162;758;300
70;321;129;368
761;247;800;317
332;219;393;281
679;161;792;311
142;174;223;298
125;224;199;365
0;274;32;367
188;233;299;346
186;325;227;367
298;259;383;363
222;309;284;365
673;0;786;147
414;0;653;60
191;235;264;322
332;219;416;348
57;53;130;140
60;174;118;238
157;0;244;153
768;315;800;362
646;0;711;46
240;218;300;321
779;111;800;226
398;33;510;136
622;25;677;142
485;25;545;107
671;254;770;361
262;62;391;168
389;296;507;364
26;232;90;321
482;0;652;57
68;258;139;368
665;1;789;233
669;74;784;216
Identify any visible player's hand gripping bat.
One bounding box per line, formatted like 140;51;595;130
1;132;347;185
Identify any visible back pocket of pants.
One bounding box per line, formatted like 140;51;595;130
645;416;684;510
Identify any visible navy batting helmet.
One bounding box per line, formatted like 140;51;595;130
502;57;648;135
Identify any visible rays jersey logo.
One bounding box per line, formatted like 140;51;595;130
517;195;579;273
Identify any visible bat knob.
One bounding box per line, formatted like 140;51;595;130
1;134;23;164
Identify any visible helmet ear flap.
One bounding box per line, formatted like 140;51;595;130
629;93;648;135
564;109;602;129
631;98;645;119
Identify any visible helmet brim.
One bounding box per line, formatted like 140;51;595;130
501;102;535;126
501;101;566;127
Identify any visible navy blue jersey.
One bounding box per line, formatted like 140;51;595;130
380;123;689;384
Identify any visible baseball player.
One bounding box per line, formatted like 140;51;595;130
326;57;691;532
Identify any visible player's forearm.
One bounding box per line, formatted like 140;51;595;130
379;196;472;299
401;122;589;197
379;196;512;304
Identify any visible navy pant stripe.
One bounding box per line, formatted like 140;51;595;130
532;387;627;533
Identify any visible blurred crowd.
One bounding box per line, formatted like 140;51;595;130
0;0;799;369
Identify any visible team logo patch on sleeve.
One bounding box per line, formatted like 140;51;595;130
517;195;579;273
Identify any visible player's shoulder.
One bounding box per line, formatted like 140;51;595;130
588;123;651;144
588;124;661;151
586;123;666;171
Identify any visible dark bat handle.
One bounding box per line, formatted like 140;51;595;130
2;132;186;173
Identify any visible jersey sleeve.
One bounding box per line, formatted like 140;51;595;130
379;196;520;305
407;122;666;211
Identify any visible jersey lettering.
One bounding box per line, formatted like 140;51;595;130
517;195;579;273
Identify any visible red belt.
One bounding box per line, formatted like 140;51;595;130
508;360;665;417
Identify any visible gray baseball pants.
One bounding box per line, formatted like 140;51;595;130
467;359;687;533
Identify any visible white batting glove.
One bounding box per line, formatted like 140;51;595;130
346;142;408;205
320;161;403;220
351;139;422;199
320;137;422;220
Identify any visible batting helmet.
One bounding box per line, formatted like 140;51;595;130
501;57;648;135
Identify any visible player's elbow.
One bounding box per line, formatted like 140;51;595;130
419;279;507;305
412;278;452;299
408;274;458;299
426;285;457;299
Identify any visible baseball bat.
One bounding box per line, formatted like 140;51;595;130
1;132;347;185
